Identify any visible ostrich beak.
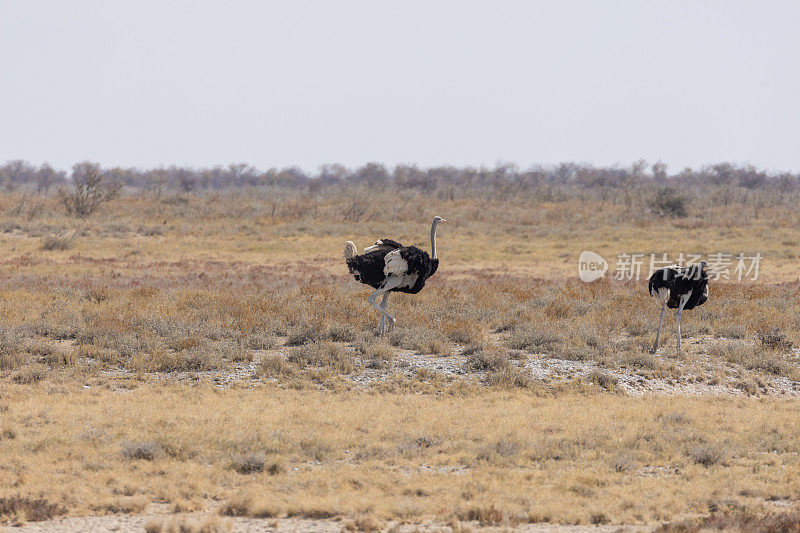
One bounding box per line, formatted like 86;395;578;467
439;218;447;223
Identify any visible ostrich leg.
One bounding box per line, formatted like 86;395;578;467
675;293;691;352
382;293;394;333
379;293;390;335
367;277;402;335
652;303;667;354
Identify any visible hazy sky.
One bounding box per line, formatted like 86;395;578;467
2;1;799;172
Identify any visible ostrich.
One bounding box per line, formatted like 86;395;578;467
648;260;709;353
344;216;445;335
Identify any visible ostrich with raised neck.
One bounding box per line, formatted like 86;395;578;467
344;216;445;335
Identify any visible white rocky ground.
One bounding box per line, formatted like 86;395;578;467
12;505;647;533
87;334;800;397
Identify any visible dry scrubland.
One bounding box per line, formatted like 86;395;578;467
1;190;800;529
4;389;800;529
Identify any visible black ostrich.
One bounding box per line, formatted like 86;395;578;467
344;216;445;335
648;260;709;353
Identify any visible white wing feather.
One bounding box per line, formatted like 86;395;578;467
383;249;408;277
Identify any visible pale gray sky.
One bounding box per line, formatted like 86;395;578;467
1;1;798;172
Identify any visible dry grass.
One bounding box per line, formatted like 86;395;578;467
40;232;76;251
0;191;797;386
0;496;66;524
341;514;383;532
0;245;798;389
256;354;295;379
587;369;619;390
145;515;232;533
355;339;395;369
1;386;800;525
0;191;800;526
0;190;799;281
657;510;800;532
288;341;356;373
121;440;162;461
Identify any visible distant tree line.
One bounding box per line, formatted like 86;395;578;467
2;159;799;196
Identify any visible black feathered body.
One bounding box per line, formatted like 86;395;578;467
648;264;708;310
346;250;389;288
427;257;439;278
393;246;438;294
346;244;438;294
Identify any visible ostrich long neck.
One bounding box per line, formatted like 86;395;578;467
430;219;439;259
